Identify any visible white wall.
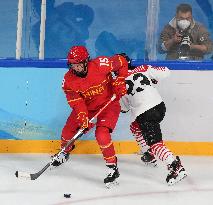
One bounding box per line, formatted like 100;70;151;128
160;70;213;142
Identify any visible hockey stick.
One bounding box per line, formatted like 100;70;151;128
15;95;116;180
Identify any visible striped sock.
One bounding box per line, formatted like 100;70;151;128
150;141;175;165
130;121;150;153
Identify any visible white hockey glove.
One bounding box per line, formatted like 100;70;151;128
50;151;69;167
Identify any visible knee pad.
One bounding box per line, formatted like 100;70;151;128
95;126;111;145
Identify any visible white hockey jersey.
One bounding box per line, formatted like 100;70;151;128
120;64;170;121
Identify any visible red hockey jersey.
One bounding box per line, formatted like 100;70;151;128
62;55;128;116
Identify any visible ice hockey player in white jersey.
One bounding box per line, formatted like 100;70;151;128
119;54;187;185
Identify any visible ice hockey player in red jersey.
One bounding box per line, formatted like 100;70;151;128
120;54;187;185
51;46;128;188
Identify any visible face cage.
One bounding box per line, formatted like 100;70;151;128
67;60;89;77
67;57;89;69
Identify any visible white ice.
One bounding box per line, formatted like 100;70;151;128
0;154;212;205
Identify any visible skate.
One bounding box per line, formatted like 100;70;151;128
104;164;120;188
141;149;157;167
50;151;70;167
166;156;187;185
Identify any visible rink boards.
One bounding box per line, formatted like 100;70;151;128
0;60;213;155
0;140;213;155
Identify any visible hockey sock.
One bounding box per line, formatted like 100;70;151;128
150;141;175;165
61;135;75;153
95;126;117;164
130;121;150;153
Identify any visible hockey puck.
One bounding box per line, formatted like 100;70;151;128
15;171;18;178
64;194;71;198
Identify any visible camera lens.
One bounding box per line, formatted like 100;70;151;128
178;35;191;59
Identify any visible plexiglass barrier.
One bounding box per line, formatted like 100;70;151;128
0;0;212;60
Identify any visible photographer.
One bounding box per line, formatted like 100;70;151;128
158;3;212;60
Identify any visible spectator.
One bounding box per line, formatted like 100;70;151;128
158;3;212;60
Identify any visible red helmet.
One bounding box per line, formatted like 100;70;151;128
67;46;89;64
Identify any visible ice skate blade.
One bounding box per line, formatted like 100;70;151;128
134;151;143;155
167;171;187;186
105;180;119;189
144;162;158;167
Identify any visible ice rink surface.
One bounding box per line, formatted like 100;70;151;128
0;154;212;205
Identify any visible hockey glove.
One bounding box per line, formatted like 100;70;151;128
77;112;95;133
117;53;131;64
117;53;135;70
77;112;89;129
51;151;69;167
112;77;127;100
83;122;95;134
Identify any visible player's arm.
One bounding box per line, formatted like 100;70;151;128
110;54;129;78
110;55;129;99
62;79;88;129
94;55;128;78
120;95;130;113
147;65;170;82
94;55;128;99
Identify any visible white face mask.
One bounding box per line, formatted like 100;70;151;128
177;19;191;30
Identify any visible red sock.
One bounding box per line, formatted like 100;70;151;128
61;134;75;153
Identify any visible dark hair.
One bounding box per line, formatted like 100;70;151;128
176;3;192;14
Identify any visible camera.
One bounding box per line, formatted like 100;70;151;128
178;31;191;60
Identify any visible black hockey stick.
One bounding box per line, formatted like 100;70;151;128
15;95;116;180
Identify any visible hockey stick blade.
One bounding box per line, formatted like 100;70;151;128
15;171;31;180
15;132;83;181
15;163;51;180
14;132;83;181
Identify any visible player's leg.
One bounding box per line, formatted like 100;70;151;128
130;120;150;154
136;102;187;184
95;101;120;188
51;111;78;167
136;102;174;164
130;120;157;166
95;126;119;188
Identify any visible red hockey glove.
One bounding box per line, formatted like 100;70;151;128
83;122;95;134
112;77;127;100
77;112;89;130
77;112;95;133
